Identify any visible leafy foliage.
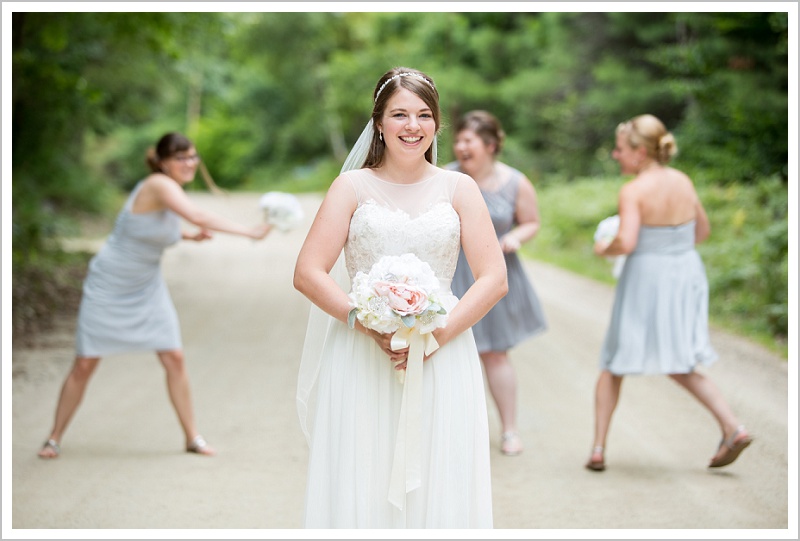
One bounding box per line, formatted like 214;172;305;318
11;11;790;348
12;12;222;257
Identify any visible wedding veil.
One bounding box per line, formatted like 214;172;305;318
295;122;372;445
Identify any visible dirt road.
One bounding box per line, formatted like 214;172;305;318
8;192;793;536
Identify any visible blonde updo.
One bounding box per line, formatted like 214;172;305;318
616;114;678;164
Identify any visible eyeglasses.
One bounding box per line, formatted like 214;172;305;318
171;154;201;164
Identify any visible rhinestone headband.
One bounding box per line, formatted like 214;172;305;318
374;72;435;102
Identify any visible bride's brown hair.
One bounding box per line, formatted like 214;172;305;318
362;67;441;169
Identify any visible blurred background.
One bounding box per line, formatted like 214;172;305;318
10;10;790;356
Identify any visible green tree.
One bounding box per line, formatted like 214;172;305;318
12;12;224;259
11;11;789;347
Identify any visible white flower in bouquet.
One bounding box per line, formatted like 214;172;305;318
593;214;627;279
258;192;304;232
348;253;448;336
594;214;620;243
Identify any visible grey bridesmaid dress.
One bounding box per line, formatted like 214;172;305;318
599;221;719;375
75;181;182;357
450;167;548;353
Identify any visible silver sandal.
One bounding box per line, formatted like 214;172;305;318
38;439;61;459
501;431;524;456
186;435;215;456
709;426;752;468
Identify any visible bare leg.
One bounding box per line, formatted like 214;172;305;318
588;370;623;466
157;349;215;456
481;350;522;454
38;356;101;458
669;371;749;464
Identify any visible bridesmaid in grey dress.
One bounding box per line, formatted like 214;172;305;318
449;111;547;456
38;132;272;459
586;114;752;472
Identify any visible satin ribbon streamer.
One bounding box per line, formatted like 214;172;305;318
387;326;439;510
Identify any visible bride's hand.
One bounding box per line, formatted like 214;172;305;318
361;326;409;364
395;347;440;369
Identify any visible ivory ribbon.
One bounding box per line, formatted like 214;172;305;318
387;326;439;510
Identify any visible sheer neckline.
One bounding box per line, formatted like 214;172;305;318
364;168;443;186
356;199;455;220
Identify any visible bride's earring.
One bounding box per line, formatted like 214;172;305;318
379;132;383;142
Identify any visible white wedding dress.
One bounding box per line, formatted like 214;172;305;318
298;168;493;528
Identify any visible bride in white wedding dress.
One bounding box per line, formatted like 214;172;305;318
293;67;508;528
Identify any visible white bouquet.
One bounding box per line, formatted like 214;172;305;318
348;253;448;383
593;214;626;279
348;253;448;335
594;214;620;243
258;192;304;232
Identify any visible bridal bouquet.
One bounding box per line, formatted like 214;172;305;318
593;214;626;279
258;191;304;232
348;253;448;382
348;253;448;335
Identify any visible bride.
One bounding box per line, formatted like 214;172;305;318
293;67;507;528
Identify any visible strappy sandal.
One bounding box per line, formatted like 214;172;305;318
585;445;605;472
709;426;752;468
38;439;61;459
501;432;523;456
186;435;215;456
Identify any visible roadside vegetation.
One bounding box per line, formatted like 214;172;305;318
12;12;789;355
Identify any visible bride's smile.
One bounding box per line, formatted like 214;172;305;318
381;88;435;155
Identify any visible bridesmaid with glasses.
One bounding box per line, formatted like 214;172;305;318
37;132;272;459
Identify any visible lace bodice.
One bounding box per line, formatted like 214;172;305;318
343;169;463;287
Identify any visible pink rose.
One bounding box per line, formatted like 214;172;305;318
373;280;430;316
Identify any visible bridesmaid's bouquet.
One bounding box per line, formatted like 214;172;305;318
347;253;448;335
594;215;620;244
594;214;626;279
258;191;304;232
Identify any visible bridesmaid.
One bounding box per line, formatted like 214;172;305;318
586;114;752;472
37;132;272;459
448;110;548;456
